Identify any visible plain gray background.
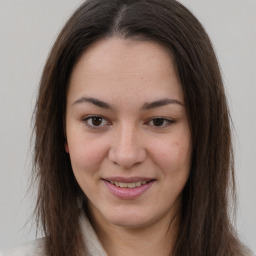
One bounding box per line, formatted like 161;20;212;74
0;0;255;253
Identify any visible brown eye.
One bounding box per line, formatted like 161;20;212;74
152;118;165;126
91;116;103;126
148;118;173;128
82;115;109;128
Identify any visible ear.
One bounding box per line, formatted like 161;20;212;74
65;142;69;153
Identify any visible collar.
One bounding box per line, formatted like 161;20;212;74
79;212;107;256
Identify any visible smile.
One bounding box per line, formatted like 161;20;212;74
103;178;155;199
109;181;148;188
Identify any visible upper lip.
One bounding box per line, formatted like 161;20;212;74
103;176;155;183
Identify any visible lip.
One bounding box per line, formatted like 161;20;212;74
102;177;156;200
103;176;153;183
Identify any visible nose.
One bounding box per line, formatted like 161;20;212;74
108;124;146;169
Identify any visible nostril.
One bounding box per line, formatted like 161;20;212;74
108;137;147;169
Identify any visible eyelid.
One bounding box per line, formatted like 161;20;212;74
145;117;175;128
82;115;111;129
81;115;174;130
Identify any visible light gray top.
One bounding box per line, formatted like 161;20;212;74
2;213;254;256
2;212;107;256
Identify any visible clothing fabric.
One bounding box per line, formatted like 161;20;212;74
2;214;254;256
2;212;107;256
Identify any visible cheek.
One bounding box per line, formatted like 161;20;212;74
151;132;191;173
67;134;108;175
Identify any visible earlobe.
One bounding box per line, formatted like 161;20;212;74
65;143;69;153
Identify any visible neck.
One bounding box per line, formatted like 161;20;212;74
88;209;180;256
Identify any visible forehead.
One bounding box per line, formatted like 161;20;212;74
67;37;183;104
71;37;176;77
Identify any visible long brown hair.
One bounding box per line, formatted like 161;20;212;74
33;0;249;255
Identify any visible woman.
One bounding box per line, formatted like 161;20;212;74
4;0;252;255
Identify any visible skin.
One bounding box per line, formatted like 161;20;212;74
65;38;192;256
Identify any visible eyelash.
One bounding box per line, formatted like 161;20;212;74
82;115;174;129
146;117;174;127
82;115;111;129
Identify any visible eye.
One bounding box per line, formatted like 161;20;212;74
82;115;110;128
147;118;174;127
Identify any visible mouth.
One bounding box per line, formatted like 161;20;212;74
107;180;149;188
102;177;155;199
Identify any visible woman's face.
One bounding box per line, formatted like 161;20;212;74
65;38;191;229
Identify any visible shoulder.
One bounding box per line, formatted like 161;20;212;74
2;238;45;256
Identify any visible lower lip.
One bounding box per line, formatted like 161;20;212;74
103;180;155;199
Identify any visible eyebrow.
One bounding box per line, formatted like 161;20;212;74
141;98;184;110
72;97;112;109
72;97;184;110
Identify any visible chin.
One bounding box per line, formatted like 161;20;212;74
109;217;151;229
103;208;161;229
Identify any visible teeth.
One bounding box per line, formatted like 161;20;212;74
119;182;127;188
128;183;135;188
110;181;148;188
